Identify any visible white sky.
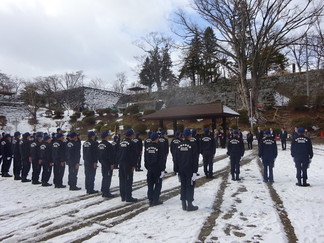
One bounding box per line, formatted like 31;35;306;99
0;0;191;86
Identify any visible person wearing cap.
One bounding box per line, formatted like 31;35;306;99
20;132;32;182
52;133;67;188
1;134;13;177
118;129;138;202
144;132;165;206
174;128;199;211
144;131;153;150
158;130;169;173
200;128;216;179
132;132;143;171
40;136;53;186
98;131;115;198
83;131;99;194
259;130;278;183
12;132;22;180
30;133;43;184
227;130;245;181
279;128;288;150
218;128;226;149
66;132;81;191
76;133;82;164
291;127;313;187
111;135;120;169
170;131;182;173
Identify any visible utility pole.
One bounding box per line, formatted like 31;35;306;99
305;33;310;98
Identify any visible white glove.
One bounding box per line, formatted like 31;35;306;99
160;171;165;179
0;155;2;158
7;157;11;160
192;173;197;182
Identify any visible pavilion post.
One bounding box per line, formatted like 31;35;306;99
173;119;177;135
159;119;164;130
211;117;216;131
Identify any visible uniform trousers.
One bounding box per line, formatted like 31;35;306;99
41;163;52;184
101;165;113;195
68;163;79;188
53;163;65;186
84;163;97;192
230;154;241;176
294;159;309;181
119;166;134;200
32;159;41;182
203;153;213;176
262;159;274;182
147;170;162;203
21;158;31;179
13;157;22;178
179;173;195;202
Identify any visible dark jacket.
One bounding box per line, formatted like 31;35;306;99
279;131;288;141
20;138;31;161
98;140;114;167
118;137;137;170
52;140;66;164
1;139;12;158
174;138;199;175
158;136;169;158
40;142;52;164
247;133;254;143
144;142;165;172
30;140;42;161
12;137;21;160
200;134;216;155
227;136;245;158
259;137;278;161
132;137;143;155
82;139;98;165
291;135;313;161
66;140;81;165
170;137;182;157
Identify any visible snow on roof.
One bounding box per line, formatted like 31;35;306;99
223;105;240;116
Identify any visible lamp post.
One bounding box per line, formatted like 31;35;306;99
249;88;253;130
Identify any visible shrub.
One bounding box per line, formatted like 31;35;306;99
176;123;184;132
292;117;313;129
313;95;324;110
133;123;148;134
53;110;64;119
238;109;249;125
74;112;81;118
82;116;96;126
124;104;139;115
94;123;103;133
82;110;95;117
100;125;110;133
288;95;309;111
230;124;238;130
148;124;159;132
96;108;112;117
143;109;156;115
132;113;142;120
70;115;78;123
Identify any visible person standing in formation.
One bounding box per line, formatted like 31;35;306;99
174;129;199;211
1;134;13;177
227;130;245;181
144;132;165;206
133;132;143;171
200;128;216;179
66;132;81;191
40;136;53;187
170;131;182;173
52;133;66;188
20;132;32;182
12;132;22;180
291;128;313;187
30;133;43;184
259;130;278;183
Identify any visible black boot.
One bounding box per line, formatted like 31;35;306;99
187;201;198;211
182;200;187;211
231;174;235;181
303;179;310;187
236;174;241;181
296;179;302;186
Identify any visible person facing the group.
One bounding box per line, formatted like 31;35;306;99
246;130;254;150
279;128;288;150
227;130;245;181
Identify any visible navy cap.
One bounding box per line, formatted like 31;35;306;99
161;130;167;135
23;132;31;137
101;131;109;139
297;127;305;133
150;132;159;141
57;128;62;132
36;133;43;138
88;131;96;138
4;134;11;138
148;131;152;136
233;130;239;135
175;131;181;136
264;130;270;135
135;132;141;136
56;133;64;139
183;129;191;137
125;129;134;137
204;128;210;134
43;136;51;141
70;132;77;138
14;131;21;137
191;129;197;135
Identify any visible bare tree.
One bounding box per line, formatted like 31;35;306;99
88;78;107;89
309;19;324;69
176;0;323;119
20;82;43;122
59;70;84;90
288;35;308;72
112;72;127;93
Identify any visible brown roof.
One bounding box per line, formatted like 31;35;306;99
141;102;239;120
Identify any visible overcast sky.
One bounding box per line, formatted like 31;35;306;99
0;0;192;87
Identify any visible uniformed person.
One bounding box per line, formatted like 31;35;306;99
133;132;143;171
83;131;99;194
200;128;216;179
259;130;278;183
174;128;199;211
12;131;22;180
170;131;182;172
40;135;53;186
145;132;165;206
111;135;119;169
291;127;313;187
158;130;169;172
279;128;288;150
1;134;13;177
66;132;81;191
52;133;67;188
144;131;152;149
98;131;115;198
227;130;245;181
30;133;43;184
256;127;264;145
118;129;138;202
20;132;32;182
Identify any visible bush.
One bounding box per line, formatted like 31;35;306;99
176;123;184;132
53;109;64;119
124;104;139;115
313;95;324;110
73;112;81;118
122;123;132;131
96;108;112;117
148;124;159;132
132;113;142;120
100;125;110;133
82;110;95;117
143;109;156;115
292;117;313;129
94;123;103;133
230;124;238;130
133;123;148;134
70;115;78;123
288;95;309;111
238;109;249;125
82;116;96;126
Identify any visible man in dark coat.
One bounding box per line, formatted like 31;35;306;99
40;136;53;186
218;129;226;148
158;130;169;172
174;129;199;211
170;131;182;173
52;133;67;188
111;135;120;169
30;133;43;184
66;132;81;191
279;128;288;150
118;129;138;202
12;132;22;180
259;130;278;183
200;128;216;179
98;131;115;198
1;134;13;177
227;130;245;181
144;132;165;206
133;132;143;171
256;127;264;145
291;127;313;187
246;130;254;150
83;131;99;194
20;132;32;182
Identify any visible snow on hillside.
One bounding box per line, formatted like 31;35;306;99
83;87;123;110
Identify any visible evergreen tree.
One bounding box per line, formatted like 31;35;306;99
161;45;178;88
139;57;154;92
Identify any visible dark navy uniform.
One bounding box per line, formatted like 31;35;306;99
12;133;22;180
158;132;169;171
98;138;114;197
256;128;264;145
30;137;42;184
20;133;32;182
259;133;277;183
1;135;13;177
170;133;182;172
133;133;143;171
218;130;226;148
118;130;137;202
279;129;288;150
83;134;98;194
291;129;313;186
111;136;120;169
52;136;66;188
227;131;245;181
66;136;81;190
174;130;199;211
200;129;216;178
246;131;254;150
40;138;53;186
144;132;152;150
144;134;165;206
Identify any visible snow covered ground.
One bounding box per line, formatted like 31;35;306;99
0;142;323;243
